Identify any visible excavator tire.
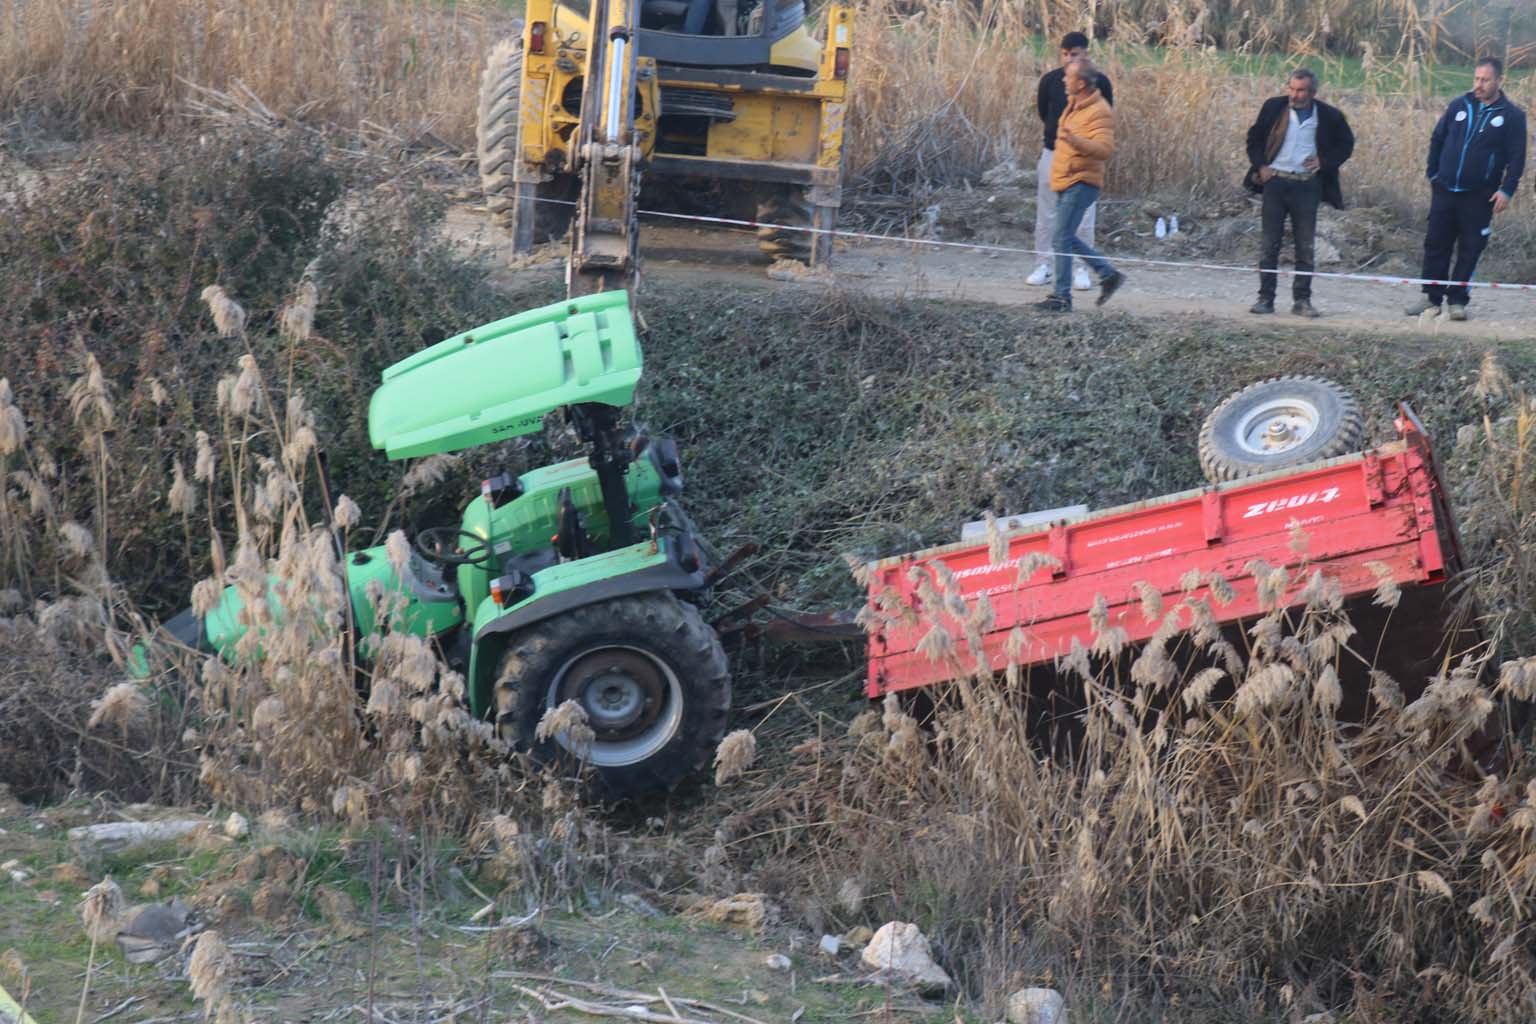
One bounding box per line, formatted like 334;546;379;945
477;35;576;249
756;185;815;264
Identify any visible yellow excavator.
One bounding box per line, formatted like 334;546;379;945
476;0;854;296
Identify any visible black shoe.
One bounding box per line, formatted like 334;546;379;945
1096;271;1125;307
1291;299;1320;318
1034;295;1071;313
1250;299;1275;315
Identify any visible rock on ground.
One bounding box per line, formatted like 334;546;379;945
1006;987;1065;1024
67;819;206;853
860;921;952;995
685;893;774;933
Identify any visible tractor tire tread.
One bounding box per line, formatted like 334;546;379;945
494;594;730;800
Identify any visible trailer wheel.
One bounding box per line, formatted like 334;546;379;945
494;594;730;798
1199;376;1364;483
477;35;576;249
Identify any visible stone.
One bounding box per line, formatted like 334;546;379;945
67;819;206;853
764;953;792;971
231;845;302;886
1006;987;1065;1024
315;886;364;938
860;921;952;995
223;812;250;839
619;893;662;918
818;933;842;956
249;881;297;923
980;162;1036;189
685;893;774;934
115;899;191;965
51;862;92;887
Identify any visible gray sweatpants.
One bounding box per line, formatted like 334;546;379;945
1035;148;1097;269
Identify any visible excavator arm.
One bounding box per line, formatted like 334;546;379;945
566;0;645;297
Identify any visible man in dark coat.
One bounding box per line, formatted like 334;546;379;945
1405;57;1527;321
1244;68;1355;318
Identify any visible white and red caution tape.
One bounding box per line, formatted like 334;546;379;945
522;194;1536;293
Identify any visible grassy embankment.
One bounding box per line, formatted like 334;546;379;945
6;2;1536;1022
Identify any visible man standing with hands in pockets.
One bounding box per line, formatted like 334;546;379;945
1243;68;1355;318
1405;57;1526;321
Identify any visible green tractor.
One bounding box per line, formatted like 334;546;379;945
156;291;730;797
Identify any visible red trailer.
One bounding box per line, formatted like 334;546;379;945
864;402;1481;708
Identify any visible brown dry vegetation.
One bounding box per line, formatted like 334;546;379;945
0;0;500;143
7;2;1536;1021
3;1;1530;246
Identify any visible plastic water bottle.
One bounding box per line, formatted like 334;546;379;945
1169;214;1180;236
1155;216;1167;239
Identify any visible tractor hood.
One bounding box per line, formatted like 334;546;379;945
368;291;642;460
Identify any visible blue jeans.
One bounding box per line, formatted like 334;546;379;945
1053;183;1116;301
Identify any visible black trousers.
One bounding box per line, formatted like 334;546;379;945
1258;176;1321;301
1420;186;1495;307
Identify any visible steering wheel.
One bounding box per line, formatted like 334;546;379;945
414;527;493;568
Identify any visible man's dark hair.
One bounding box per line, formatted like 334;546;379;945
1060;31;1090;51
1289;67;1318;91
1477;56;1505;78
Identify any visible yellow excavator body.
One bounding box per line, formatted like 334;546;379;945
477;0;853;293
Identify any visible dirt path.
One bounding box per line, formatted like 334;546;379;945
444;206;1536;342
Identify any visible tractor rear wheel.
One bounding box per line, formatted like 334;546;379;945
477;35;576;250
494;594;730;798
1198;376;1364;483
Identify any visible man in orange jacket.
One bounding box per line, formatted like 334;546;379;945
1034;58;1125;312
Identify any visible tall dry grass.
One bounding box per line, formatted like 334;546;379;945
712;523;1536;1019
849;1;1457;204
1022;0;1533;65
0;0;510;144
0;282;653;904
2;1;1514;231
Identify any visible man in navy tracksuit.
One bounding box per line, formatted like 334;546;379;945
1407;57;1527;320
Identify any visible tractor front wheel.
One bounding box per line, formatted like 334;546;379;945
494;594;730;798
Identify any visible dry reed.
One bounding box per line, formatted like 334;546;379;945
709;493;1536;1020
3;1;1523;252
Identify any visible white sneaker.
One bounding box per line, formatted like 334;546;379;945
1026;263;1052;286
1072;265;1092;291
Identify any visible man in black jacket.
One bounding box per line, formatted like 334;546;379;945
1405;57;1527;321
1028;31;1114;291
1244;68;1355;318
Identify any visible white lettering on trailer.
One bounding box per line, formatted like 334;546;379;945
1105;546;1177;570
952;559;1021;580
1242;487;1341;520
1083;521;1184;549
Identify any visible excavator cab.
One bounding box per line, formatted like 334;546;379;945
636;0;819;72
